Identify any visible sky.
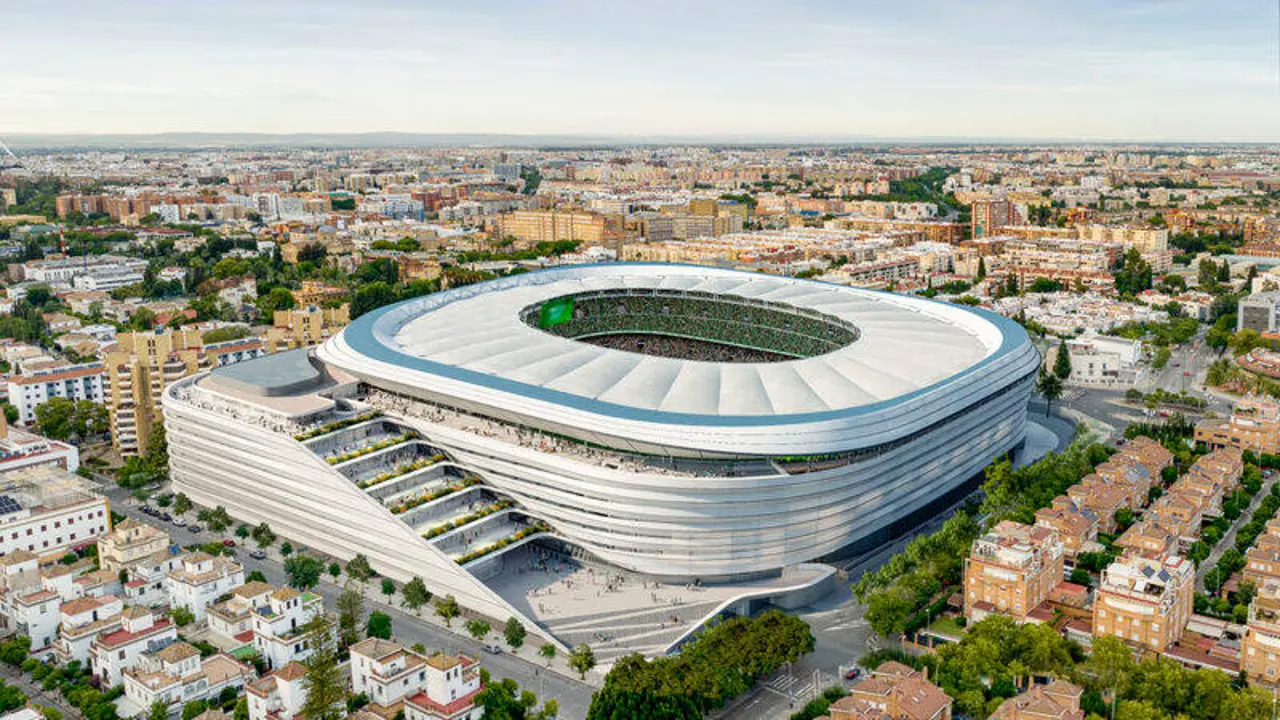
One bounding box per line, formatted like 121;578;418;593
1;0;1278;141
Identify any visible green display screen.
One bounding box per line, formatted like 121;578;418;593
540;298;574;328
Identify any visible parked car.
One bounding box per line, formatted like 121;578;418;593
844;667;862;681
160;513;172;522
223;539;236;547
188;525;202;534
484;642;503;655
250;550;267;560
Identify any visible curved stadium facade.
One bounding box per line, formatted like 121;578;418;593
166;264;1039;631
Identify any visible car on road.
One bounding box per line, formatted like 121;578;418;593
172;519;186;528
223;539;236;547
160;513;172;522
250;550;266;560
1116;438;1126;446
188;525;202;534
484;642;503;655
844;667;862;681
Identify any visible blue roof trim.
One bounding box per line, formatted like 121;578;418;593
340;263;1033;427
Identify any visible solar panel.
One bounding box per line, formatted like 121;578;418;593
0;496;22;514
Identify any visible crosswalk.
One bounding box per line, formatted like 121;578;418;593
763;673;815;701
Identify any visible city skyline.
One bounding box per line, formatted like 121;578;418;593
3;0;1279;141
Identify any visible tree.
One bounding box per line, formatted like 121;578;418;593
147;701;168;720
1085;636;1135;718
346;554;374;582
569;644;596;679
252;523;276;548
1036;371;1063;417
255;286;296;318
465;619;491;642
337;585;364;649
504;617;526;650
182;700;208;720
539;643;556;666
380;578;395;601
435;595;460;627
976;256;987;282
1052;343;1072;380
233;697;249;720
301;614;347;720
247;570;267;583
235;524;250;539
366;611;392;640
351;282;398;319
285;555;322;590
172;606;195;627
172;493;192;516
402;577;431;614
327;563;342;581
280;542;293;557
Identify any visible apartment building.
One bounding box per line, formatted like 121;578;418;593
262;305;350;352
105;328;267;456
403;652;484;720
0;414;80;474
23;254;148;289
989;680;1085;720
1066;476;1136;534
207;581;274;644
491;210;618;245
1243;580;1280;686
1034;499;1099;559
972;200;1020;239
1195;395;1280;456
1092;554;1194;653
0;465;109;561
89;606;178;686
166;552;245;622
0;552;61;658
247;662;308;720
351;638;432;712
6;363;106;424
1114;518;1179;557
1115;436;1175;477
98;518;171;574
964;521;1065;623
825;661;952;720
122;641;253;713
54;594;124;665
251;587;321;670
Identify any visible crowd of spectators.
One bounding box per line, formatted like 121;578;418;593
580;333;788;363
530;290;857;359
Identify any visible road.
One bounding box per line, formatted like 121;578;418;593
93;476;598;720
1196;472;1280;593
0;660;85;719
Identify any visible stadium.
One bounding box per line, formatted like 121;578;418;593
165;264;1040;652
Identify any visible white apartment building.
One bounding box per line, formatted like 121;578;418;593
71;267;146;292
98;519;171;574
0;415;79;474
0;465;109;561
89;607;178;687
6;364;106;424
23;255;148;286
404;653;484;720
54;594;124;665
166;553;245;622
123;641;253;713
3;586;60;658
350;638;430;709
207;581;274;645
251;588;321;671
1063;331;1143;387
247;661;308;720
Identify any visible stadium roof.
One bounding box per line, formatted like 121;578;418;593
333;264;1016;420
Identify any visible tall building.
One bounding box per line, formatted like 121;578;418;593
1092;553;1194;653
490;210;619;245
971;200;1019;239
963;521;1065;623
105;329;267;456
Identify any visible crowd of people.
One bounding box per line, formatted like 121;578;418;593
580;333;788;363
537;290;857;359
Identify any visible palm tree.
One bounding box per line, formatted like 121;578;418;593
1037;371;1063;417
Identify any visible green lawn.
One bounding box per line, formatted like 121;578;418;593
926;615;967;639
